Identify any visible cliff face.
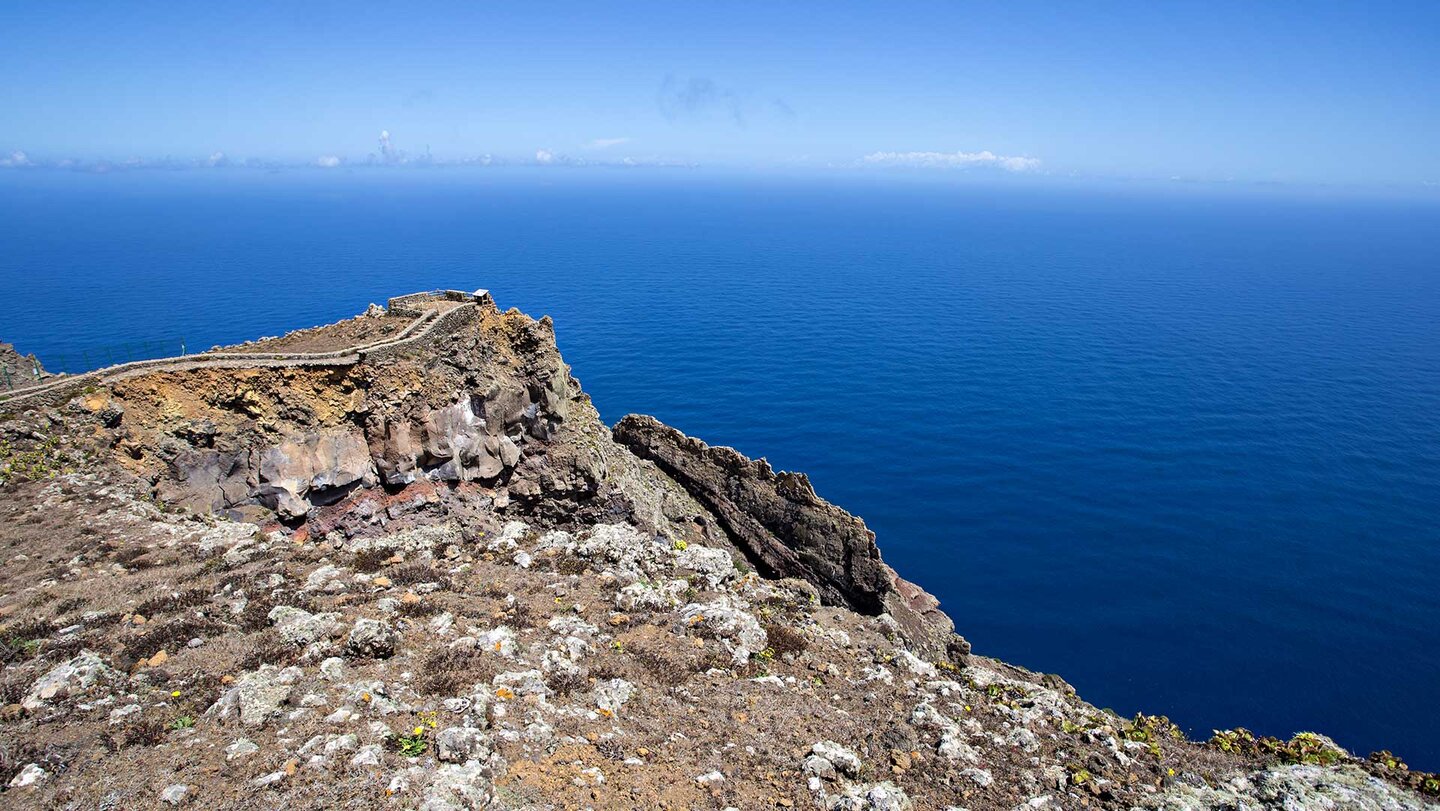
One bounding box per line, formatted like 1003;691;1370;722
90;298;955;661
614;414;965;661
98;298;711;543
0;295;1435;811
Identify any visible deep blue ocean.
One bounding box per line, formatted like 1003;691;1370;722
2;170;1437;768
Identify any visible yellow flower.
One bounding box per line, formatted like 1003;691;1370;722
1168;768;1176;776
413;726;425;736
170;690;181;697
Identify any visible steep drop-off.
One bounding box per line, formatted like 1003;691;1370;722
0;293;1434;810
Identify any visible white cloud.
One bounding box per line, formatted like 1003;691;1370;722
0;150;35;168
535;149;556;165
584;137;631;150
315;155;342;168
861;149;1040;172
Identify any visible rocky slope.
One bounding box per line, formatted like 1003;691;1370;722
0;295;1436;811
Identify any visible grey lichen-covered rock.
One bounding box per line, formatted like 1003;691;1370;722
23;650;113;710
811;740;864;778
679;597;767;664
435;726;490;764
225;738;260;761
420;759;500;810
613;413;966;660
304;564;348;592
209;665;301;728
1148;764;1440;811
592;678;635;714
268;605;343;646
346;618;398;658
827;781;914;811
196;521;262;556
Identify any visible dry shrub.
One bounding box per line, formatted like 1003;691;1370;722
398;600;443;618
236;598;276;633
113;547;156;570
53;596;89;616
763;624;809;657
390;562;453;590
1;618;57;665
237;632;303;670
593;739;626;761
629;641;691;687
135;588;210;618
505;601;538;630
353;548;390;573
547;670;588;696
587;657;628;683
695;646;733;673
0;671;27;705
418;646;499;697
112;718;167;749
118;617;221;665
552;556;588;576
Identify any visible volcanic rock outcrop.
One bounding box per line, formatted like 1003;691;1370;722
614;413;965;659
106;297;702;538
0;341;45;388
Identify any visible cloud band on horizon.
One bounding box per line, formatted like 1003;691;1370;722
862;150;1040;172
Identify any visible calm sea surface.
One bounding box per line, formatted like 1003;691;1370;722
2;171;1437;766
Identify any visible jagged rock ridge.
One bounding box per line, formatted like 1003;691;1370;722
614;413;965;660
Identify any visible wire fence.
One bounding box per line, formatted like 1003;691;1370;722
3;339;189;389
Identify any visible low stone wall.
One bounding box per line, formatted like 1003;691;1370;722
362;300;481;365
387;289;488;317
0;291;491;413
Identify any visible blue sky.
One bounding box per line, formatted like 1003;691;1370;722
2;1;1437;186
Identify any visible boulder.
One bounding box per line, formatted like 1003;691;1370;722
23;650;113;710
346;619;397;658
267;605;343;646
258;430;378;519
209;665;301;728
811;741;864;778
592;678;635;714
435;726;490;763
8;763;47;788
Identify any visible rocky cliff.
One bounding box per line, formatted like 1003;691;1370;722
0;341;46;389
613;414;964;662
0;294;1435;811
